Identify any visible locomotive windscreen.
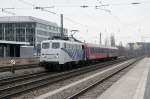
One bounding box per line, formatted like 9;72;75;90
52;42;60;49
42;43;50;49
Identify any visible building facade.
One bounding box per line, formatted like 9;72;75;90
0;16;68;57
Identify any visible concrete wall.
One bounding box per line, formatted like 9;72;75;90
20;46;35;57
0;57;39;67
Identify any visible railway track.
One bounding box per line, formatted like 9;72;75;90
0;57;137;99
0;72;49;86
68;57;142;99
0;64;39;72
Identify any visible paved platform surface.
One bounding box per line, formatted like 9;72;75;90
0;57;39;67
97;57;150;99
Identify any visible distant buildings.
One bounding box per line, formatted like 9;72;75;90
128;42;150;55
0;16;68;57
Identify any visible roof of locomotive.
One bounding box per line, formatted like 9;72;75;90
41;39;83;45
42;39;118;50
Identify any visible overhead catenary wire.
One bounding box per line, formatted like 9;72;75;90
1;0;147;24
15;0;112;28
12;0;150;9
0;8;16;15
17;0;35;7
15;0;146;35
16;0;89;28
0;0;149;44
1;0;149;32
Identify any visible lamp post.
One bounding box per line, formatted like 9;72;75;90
60;14;64;39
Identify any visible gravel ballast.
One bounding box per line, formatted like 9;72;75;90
0;67;46;80
13;59;137;99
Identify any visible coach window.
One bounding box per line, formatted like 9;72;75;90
96;48;98;53
102;48;105;53
92;48;94;53
104;49;106;53
90;48;92;53
97;48;98;53
52;42;60;49
98;48;100;53
95;48;97;53
94;48;96;53
93;48;95;53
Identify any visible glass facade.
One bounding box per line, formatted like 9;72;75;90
0;23;35;46
0;45;4;57
0;17;68;57
0;44;20;57
0;22;68;46
36;23;68;44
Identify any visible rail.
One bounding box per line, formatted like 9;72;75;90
0;57;137;98
67;57;143;99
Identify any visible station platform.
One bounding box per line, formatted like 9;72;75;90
97;57;150;99
0;57;39;67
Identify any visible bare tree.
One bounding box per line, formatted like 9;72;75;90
110;34;115;47
105;37;109;46
119;41;123;47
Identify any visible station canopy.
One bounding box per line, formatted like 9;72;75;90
0;40;29;45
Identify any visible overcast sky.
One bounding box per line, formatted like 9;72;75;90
0;0;150;45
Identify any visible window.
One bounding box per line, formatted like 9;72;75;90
64;43;66;48
42;43;49;49
52;42;60;49
49;26;52;30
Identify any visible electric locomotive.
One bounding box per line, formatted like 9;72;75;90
40;37;118;70
40;38;85;69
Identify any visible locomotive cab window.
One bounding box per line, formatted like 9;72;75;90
52;42;60;49
42;43;50;49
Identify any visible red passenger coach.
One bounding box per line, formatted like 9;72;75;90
84;43;118;60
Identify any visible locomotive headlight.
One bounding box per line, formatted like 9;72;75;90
41;54;45;58
54;55;59;58
55;53;59;58
41;53;44;56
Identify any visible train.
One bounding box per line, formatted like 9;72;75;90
40;37;118;70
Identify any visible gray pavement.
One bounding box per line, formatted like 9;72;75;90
144;61;150;99
97;58;150;99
